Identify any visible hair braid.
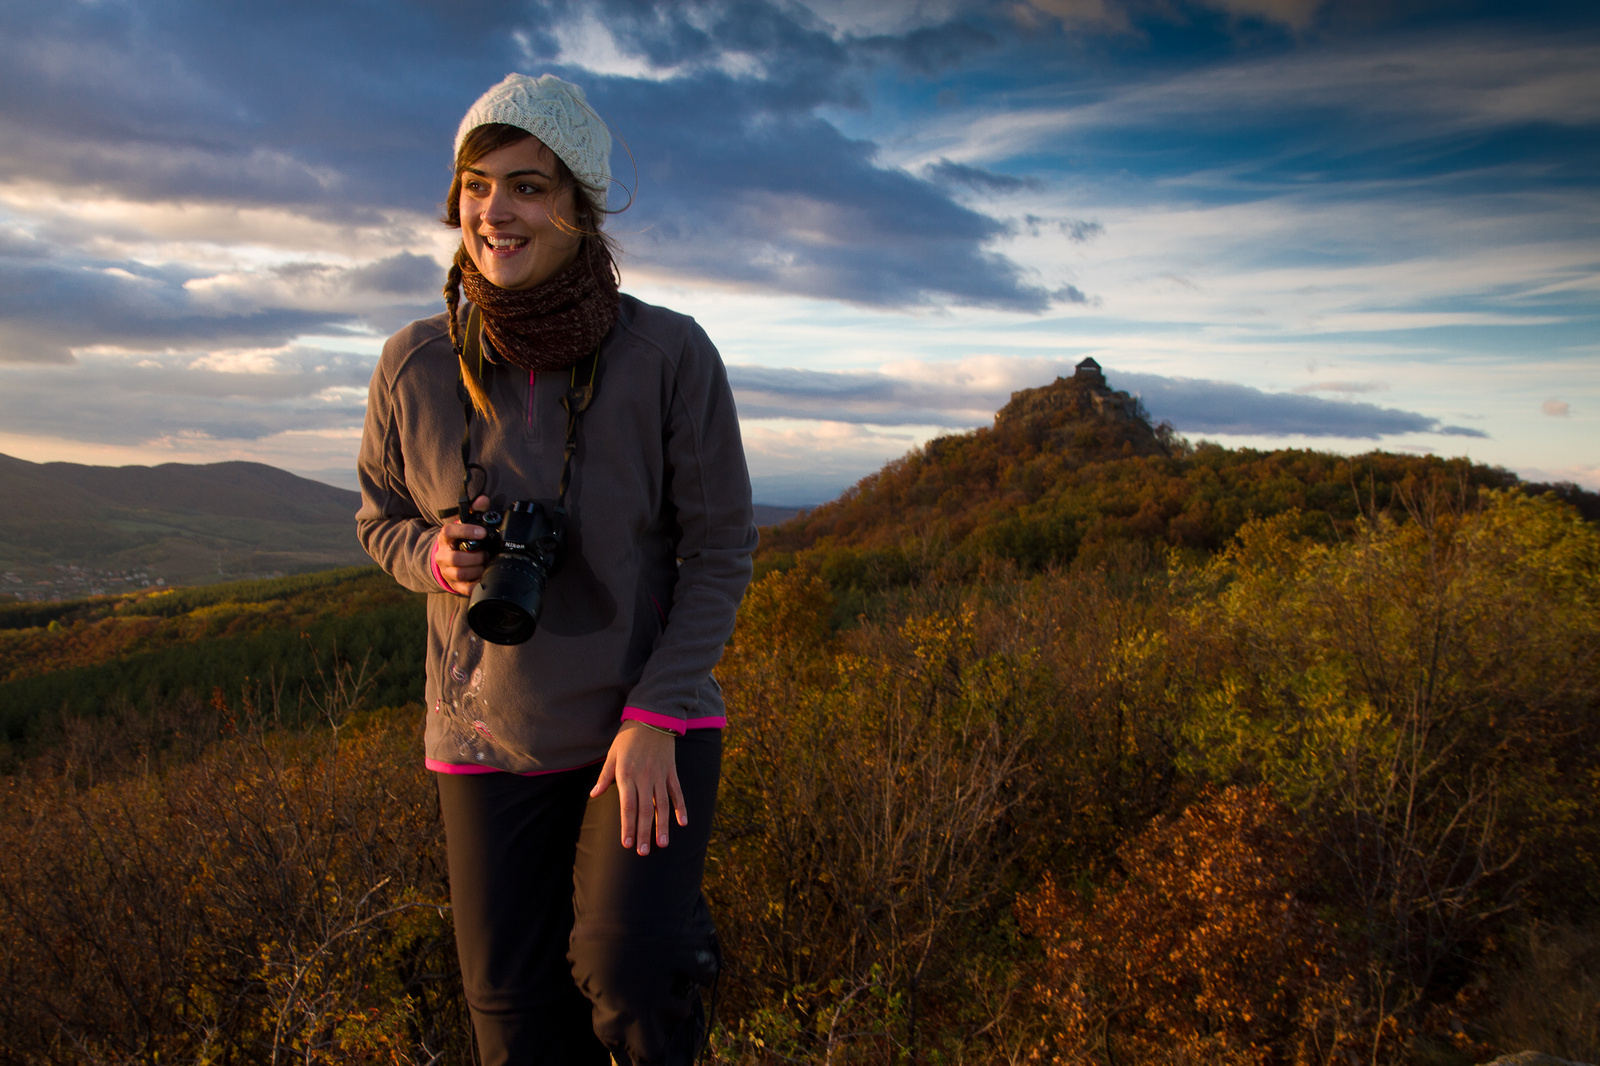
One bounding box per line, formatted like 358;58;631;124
443;252;496;421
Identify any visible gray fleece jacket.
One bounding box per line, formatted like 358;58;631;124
356;294;757;773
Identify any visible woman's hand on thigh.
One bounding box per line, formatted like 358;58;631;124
591;721;687;856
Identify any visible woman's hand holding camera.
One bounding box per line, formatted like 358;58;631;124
433;494;492;595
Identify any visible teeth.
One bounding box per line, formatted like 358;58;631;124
487;237;526;249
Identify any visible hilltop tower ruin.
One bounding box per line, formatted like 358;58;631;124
1074;357;1107;389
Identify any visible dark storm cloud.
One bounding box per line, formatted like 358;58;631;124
730;362;1487;440
0;0;1053;312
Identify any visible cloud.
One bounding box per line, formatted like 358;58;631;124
922;33;1600;171
1117;372;1489;439
741;419;931;505
1022;216;1103;242
925;158;1043;193
856;20;998;75
1020;0;1130;32
730;365;995;426
729;356;1483;441
1516;462;1600;491
0;232;439;360
1197;0;1324;31
595;73;1055;309
348;252;446;296
1543;399;1571;417
1294;380;1386;394
1024;0;1325;33
0;1;1056;314
0;346;372;447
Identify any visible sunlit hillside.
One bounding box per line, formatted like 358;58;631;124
2;387;1597;1065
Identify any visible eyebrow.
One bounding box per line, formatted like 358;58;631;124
462;166;553;180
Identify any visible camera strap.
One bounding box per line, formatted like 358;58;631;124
437;303;602;519
558;346;599;509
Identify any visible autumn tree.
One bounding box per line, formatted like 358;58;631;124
1018;785;1364;1066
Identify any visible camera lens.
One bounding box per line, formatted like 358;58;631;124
467;553;548;645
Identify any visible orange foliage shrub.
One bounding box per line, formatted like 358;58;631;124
0;693;464;1064
1017;786;1368;1066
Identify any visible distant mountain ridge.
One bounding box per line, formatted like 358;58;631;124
0;454;369;598
0;454;361;523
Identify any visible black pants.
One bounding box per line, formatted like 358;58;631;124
436;729;721;1066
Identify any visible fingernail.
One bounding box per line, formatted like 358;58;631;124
658;834;668;846
623;836;633;847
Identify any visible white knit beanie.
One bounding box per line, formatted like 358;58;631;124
455;73;612;211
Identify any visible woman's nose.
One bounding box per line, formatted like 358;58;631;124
480;187;515;224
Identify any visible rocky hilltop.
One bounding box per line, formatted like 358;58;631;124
981;358;1172;461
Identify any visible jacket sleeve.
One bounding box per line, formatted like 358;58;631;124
622;322;757;722
355;345;448;596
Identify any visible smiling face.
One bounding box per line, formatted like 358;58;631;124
457;136;583;291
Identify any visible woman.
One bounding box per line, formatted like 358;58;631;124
356;73;756;1066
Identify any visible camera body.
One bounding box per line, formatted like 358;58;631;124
459;500;565;645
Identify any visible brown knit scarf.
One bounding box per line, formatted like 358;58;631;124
457;236;620;372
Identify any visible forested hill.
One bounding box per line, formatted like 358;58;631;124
4;381;1599;1061
0;454;370;596
761;370;1595;572
0;567;424;759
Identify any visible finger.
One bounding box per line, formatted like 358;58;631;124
668;769;688;829
589;756;616;799
651;777;672;849
619;779;640;850
636;781;656;855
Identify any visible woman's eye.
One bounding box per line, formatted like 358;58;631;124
516;183;542;195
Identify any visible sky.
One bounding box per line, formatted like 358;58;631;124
0;0;1594;505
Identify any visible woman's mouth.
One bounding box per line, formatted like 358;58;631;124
483;235;529;255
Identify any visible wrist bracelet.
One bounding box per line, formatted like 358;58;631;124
637;721;678;737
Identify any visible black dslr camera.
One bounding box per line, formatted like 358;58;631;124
458;500;565;645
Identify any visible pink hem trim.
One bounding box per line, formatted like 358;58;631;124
622;706;686;735
426;756;603;777
621;707;727;734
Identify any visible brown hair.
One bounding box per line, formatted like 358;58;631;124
441;122;619;418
